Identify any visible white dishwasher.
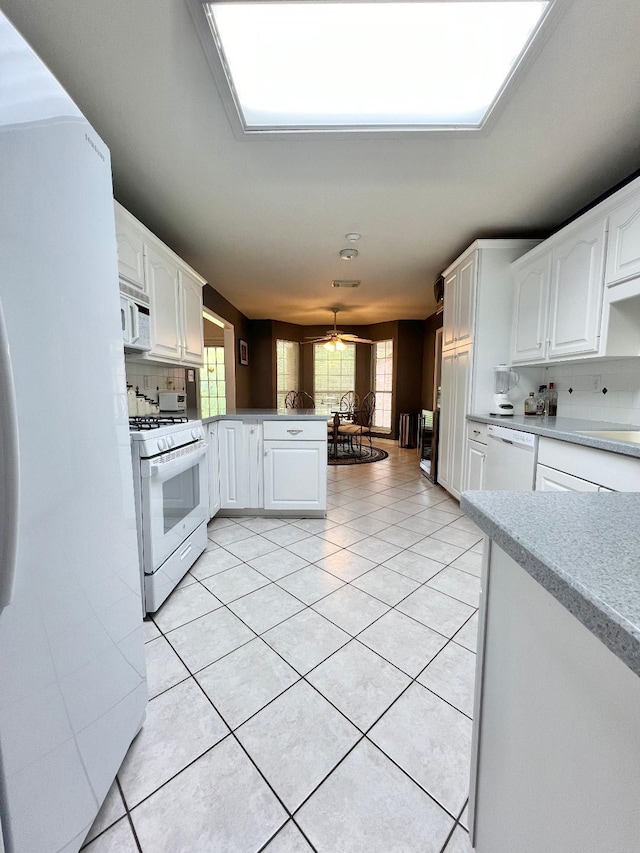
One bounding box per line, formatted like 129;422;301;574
485;424;538;490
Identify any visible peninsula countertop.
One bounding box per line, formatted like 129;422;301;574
202;408;329;425
461;490;640;677
467;413;640;458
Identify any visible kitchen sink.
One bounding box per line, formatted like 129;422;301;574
577;430;640;444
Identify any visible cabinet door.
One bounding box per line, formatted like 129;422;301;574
547;218;606;359
217;421;246;509
146;245;181;361
442;269;458;350
115;213;146;292
263;441;327;511
438;346;472;499
606;190;640;286
535;464;599;492
244;423;263;509
511;254;550;364
207;422;221;519
450;345;472;497
437;350;456;491
465;439;486;491
456;254;476;347
179;269;204;366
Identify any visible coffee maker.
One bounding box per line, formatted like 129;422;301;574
490;364;520;416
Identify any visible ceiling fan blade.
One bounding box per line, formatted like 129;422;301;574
338;334;374;343
301;337;328;344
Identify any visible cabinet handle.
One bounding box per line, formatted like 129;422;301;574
536;342;542;349
473;429;480;435
286;429;303;435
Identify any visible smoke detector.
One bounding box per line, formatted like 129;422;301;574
331;280;360;288
339;247;358;260
345;233;361;242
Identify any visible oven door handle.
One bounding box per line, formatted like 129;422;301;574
144;445;207;479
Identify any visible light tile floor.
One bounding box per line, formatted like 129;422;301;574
83;440;481;853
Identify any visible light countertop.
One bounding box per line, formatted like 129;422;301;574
467;413;640;458
202;409;329;424
461;490;640;677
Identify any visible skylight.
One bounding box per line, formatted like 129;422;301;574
204;1;550;132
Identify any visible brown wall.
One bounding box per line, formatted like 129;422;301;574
200;288;433;429
422;312;444;410
202;285;252;408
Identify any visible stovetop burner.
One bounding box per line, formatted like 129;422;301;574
129;415;189;431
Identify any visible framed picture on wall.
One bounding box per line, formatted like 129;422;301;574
238;339;249;365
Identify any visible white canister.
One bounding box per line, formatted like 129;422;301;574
127;385;137;417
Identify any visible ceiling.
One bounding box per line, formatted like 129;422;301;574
3;0;640;325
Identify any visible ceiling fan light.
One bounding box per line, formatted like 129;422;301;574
324;340;336;351
335;338;345;351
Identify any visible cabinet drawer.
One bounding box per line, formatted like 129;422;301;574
538;437;640;491
467;421;488;445
263;420;327;441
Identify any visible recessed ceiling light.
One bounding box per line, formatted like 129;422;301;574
203;1;551;132
339;248;358;261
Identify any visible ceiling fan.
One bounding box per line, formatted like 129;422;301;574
302;309;373;350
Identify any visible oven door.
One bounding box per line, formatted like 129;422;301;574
140;440;209;573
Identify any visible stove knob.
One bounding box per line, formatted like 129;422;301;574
191;428;199;440
167;436;176;448
157;438;167;452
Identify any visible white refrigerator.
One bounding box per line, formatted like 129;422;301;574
0;12;147;853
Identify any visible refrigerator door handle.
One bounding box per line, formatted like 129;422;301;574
0;298;19;608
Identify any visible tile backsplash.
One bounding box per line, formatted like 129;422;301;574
543;359;640;424
125;358;186;401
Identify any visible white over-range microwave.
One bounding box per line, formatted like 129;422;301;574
120;279;151;351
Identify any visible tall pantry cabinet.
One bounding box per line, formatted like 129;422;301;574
438;240;539;500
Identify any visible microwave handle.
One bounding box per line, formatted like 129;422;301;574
129;300;140;344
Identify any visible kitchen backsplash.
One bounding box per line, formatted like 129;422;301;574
125;358;186;401
543;359;640;425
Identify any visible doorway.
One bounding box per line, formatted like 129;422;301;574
202;309;236;414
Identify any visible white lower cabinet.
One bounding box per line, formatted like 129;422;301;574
470;543;640;853
536;437;640;492
207;421;221;519
465;439;487;491
264;441;326;511
535;464;599;493
215;419;328;514
218;420;247;509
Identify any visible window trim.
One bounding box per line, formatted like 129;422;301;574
372;338;394;432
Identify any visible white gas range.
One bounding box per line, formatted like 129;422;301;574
129;416;209;613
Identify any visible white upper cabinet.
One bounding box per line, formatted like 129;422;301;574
146;244;182;362
605;187;640;286
115;205;146;293
179;268;205;365
442;268;458;350
442;254;476;351
115;202;205;366
510;175;640;365
547;217;606;359
511;254;550;364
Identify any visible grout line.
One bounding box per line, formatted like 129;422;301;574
134;446;478;850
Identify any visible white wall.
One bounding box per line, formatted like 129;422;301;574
543;358;640;425
125;358;186;401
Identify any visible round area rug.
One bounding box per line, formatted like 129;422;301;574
328;444;389;465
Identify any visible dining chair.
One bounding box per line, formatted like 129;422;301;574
337;391;375;455
294;391;314;409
